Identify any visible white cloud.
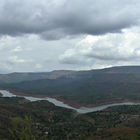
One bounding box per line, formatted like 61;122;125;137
59;26;140;68
11;46;23;52
8;55;33;64
35;63;43;69
1;1;140;72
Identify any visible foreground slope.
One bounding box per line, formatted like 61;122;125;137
0;96;139;139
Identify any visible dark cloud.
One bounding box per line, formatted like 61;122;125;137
0;0;139;40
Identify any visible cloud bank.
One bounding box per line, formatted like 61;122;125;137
0;0;140;40
1;0;140;72
59;27;140;68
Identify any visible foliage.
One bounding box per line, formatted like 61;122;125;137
9;116;36;140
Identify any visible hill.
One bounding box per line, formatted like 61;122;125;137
1;66;140;106
1;66;140;83
0;70;76;84
0;96;139;139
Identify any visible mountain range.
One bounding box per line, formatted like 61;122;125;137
1;66;140;106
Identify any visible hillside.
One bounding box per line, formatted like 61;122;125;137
0;96;139;139
1;66;140;84
0;70;76;84
1;66;140;106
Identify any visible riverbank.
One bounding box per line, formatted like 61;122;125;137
1;89;140;114
1;88;140;109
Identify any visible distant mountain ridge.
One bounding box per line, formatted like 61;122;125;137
97;66;140;73
0;70;76;83
1;66;140;84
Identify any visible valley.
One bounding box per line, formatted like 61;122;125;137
1;66;140;107
0;66;140;139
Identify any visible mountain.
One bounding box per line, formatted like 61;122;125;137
96;66;140;73
1;66;140;106
1;66;140;83
1;66;140;139
0;70;76;84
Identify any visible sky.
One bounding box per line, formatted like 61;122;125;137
1;0;140;73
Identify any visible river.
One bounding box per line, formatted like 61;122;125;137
0;90;140;114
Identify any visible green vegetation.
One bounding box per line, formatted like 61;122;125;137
10;116;36;140
0;97;94;140
2;74;140;106
0;96;139;139
1;67;140;139
2;66;140;106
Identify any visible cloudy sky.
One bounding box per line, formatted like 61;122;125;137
0;0;140;73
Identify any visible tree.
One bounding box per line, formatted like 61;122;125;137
9;116;48;140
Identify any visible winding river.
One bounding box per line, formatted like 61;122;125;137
0;90;140;114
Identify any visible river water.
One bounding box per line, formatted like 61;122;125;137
0;90;140;114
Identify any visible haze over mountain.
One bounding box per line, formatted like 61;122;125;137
0;70;76;84
1;65;140;83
